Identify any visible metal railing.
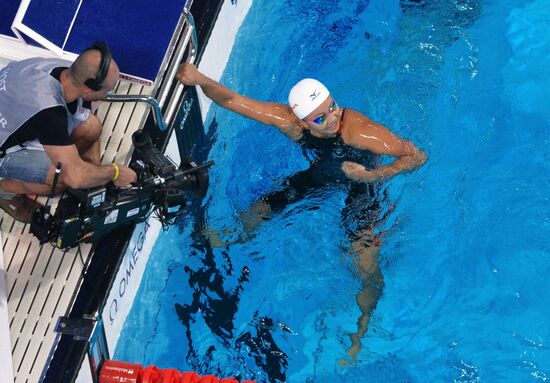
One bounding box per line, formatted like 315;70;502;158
104;4;197;131
103;94;167;131
160;7;198;127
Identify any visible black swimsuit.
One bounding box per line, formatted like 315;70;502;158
262;109;383;238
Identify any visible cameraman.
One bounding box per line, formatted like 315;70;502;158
0;42;136;223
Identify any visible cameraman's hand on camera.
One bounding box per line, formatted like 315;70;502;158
114;164;137;187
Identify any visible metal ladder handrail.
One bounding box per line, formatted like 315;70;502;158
103;94;167;131
103;5;197;131
158;7;198;113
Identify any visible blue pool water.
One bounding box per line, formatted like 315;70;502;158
115;0;550;382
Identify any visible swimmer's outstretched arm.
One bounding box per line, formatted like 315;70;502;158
341;110;427;182
176;63;303;140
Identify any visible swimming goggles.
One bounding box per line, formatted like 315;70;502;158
304;100;339;125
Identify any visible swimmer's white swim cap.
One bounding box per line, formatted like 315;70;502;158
288;78;330;119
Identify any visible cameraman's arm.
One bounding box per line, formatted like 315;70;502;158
44;144;136;188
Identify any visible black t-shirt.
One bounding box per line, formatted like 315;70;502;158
0;67;91;151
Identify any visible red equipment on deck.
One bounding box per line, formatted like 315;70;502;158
99;360;257;383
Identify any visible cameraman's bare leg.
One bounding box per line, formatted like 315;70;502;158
0;178;52;196
71;114;102;165
0;163;66;195
0;152;66;222
339;229;384;365
0;178;51;223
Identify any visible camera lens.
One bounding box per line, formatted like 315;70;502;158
132;130;153;152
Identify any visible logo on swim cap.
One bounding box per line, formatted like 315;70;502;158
288;78;330;119
309;89;321;101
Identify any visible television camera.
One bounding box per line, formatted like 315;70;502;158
30;130;213;249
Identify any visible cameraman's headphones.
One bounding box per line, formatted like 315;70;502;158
83;41;112;91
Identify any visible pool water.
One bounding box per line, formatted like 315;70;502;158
115;0;550;382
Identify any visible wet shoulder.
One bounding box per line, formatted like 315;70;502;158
340;108;370;144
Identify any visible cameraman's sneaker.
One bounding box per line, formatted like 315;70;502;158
0;194;43;224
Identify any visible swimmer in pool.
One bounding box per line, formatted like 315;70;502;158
176;63;427;363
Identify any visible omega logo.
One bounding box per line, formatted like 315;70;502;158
179;99;194;130
108;221;150;323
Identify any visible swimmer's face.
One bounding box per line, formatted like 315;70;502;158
303;96;341;137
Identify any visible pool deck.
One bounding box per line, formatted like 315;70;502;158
0;50;152;382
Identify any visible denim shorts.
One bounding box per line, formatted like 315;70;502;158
0;149;51;184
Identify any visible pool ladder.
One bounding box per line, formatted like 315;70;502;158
103;3;198;132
